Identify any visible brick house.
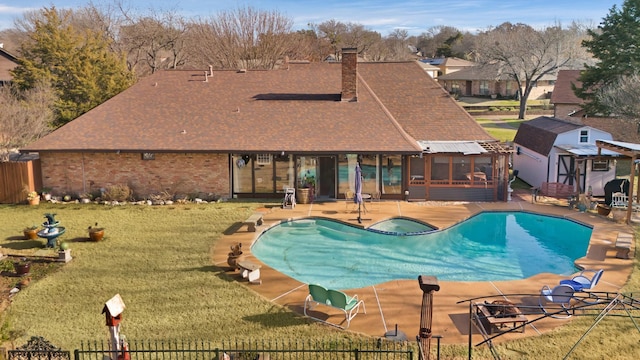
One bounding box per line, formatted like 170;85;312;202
0;45;17;85
438;63;555;99
21;49;511;202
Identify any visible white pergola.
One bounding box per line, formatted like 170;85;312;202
596;139;640;224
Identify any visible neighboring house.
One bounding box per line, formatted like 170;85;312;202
0;44;17;85
550;69;640;144
415;60;439;78
437;63;555;99
20;48;511;202
513;116;618;196
419;57;475;76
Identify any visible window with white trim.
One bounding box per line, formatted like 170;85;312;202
579;130;589;143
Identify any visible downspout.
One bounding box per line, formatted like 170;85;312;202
82;153;86;194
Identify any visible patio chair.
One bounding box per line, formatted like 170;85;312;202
327;289;366;329
304;284;330;319
570;269;604;290
539;284;575;319
610;192;628;209
282;187;296;209
345;190;356;212
369;191;381;212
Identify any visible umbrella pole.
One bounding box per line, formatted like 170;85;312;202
358;203;362;223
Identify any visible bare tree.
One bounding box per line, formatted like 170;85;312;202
475;22;586;119
0;84;55;161
384;29;413;61
187;7;294;70
597;73;640;122
312;20;381;60
283;29;327;62
119;13;189;75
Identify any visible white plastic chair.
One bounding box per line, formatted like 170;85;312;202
610;192;628;209
539;284;575;318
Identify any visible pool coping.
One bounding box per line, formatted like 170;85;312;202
212;191;636;345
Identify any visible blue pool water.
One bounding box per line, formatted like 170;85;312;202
251;212;593;289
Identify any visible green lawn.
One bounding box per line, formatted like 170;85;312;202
476;118;527;142
0;203;638;359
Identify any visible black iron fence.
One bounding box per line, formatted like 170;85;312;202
73;339;416;360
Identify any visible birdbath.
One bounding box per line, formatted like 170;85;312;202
37;213;66;248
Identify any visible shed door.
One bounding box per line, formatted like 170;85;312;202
557;155;586;191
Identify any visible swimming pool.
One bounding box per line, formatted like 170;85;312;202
251;211;593;289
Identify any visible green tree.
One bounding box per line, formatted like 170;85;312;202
577;0;640;116
11;7;135;126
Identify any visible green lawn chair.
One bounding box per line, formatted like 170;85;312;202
304;284;330;320
327;289;366;329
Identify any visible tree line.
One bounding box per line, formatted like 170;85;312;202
1;0;638;161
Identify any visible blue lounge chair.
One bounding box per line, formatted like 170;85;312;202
539;284;575;318
570;269;603;290
327;289;366;329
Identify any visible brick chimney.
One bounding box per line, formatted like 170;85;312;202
341;48;358;102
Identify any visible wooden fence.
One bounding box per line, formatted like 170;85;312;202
0;159;42;204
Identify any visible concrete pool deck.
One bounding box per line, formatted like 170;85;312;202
212;190;636;345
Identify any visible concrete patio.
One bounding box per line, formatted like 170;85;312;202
212;190;636;345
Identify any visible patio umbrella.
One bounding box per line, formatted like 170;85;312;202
354;161;363;223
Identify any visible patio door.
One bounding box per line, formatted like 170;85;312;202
316;156;336;199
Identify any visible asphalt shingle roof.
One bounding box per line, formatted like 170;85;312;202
23;61;494;153
513;116;583;156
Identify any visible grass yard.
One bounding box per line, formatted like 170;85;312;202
475;118;526;142
0;202;373;350
0;203;638;359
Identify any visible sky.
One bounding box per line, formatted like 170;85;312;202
0;1;625;36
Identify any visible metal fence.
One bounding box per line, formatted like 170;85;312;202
73;339;416;360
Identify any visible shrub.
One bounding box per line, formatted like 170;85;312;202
102;184;133;202
489;106;499;111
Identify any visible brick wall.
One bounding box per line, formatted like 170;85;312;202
341;48;358;102
39;152;230;199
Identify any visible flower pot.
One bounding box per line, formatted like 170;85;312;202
297;188;310;204
14;262;30;276
89;229;105;242
28;197;40;206
597;204;611;216
23;229;38;240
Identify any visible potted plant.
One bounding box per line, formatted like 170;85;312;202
26;191;40;205
88;222;105;241
13;257;31;276
23;225;39;240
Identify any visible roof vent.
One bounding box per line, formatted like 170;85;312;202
238;69;247;73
